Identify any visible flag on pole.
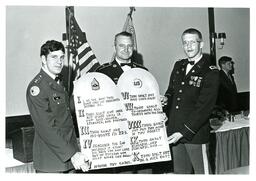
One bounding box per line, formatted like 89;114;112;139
122;7;137;51
66;6;100;83
111;7;137;61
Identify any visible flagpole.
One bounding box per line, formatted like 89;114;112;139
128;7;136;65
65;6;74;93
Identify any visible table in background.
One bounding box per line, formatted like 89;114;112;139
210;118;249;174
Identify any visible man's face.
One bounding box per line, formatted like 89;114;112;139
223;61;233;72
182;33;203;59
115;35;133;62
42;50;65;75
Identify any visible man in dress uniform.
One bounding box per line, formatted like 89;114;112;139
95;32;149;173
96;31;147;84
26;40;90;173
163;28;219;174
217;56;238;113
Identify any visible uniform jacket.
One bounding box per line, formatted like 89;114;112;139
26;69;79;172
95;59;147;84
165;55;219;144
216;70;238;113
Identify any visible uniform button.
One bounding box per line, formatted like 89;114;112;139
181;82;185;85
179;89;182;93
177;97;181;101
175;106;179;109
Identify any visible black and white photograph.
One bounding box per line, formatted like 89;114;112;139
1;0;255;179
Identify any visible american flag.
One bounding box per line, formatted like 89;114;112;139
66;7;100;83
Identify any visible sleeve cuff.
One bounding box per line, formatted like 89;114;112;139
180;123;196;141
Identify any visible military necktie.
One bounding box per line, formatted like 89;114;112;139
54;75;61;84
228;73;233;84
120;62;131;67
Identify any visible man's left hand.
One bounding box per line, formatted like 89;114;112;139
167;132;183;144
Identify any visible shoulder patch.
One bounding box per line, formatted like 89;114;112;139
209;65;218;70
30;86;40;96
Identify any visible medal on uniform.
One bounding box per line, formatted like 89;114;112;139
189;76;194;85
53;93;61;101
196;77;202;87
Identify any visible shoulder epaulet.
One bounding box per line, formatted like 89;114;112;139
96;62;112;71
133;62;143;66
133;62;148;70
179;59;187;65
209;65;218;70
33;74;42;84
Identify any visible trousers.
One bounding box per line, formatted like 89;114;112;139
171;143;212;174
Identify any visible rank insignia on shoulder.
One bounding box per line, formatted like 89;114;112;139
33;75;42;83
209;65;218;70
30;86;40;96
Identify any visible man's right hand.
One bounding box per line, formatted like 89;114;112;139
160;95;168;107
71;152;90;172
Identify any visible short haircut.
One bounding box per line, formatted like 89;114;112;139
40;40;65;57
182;28;203;41
114;31;133;45
218;56;233;67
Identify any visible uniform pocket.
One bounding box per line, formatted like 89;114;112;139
52;93;66;105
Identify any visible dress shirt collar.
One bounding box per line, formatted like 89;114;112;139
222;69;230;76
42;67;57;80
188;54;203;65
115;58;131;66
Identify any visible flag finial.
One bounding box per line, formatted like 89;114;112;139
129;7;136;16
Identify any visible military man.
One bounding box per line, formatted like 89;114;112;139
26;40;90;173
95;32;150;173
163;28;219;174
96;31;147;84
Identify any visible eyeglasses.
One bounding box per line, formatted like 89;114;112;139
182;40;201;47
